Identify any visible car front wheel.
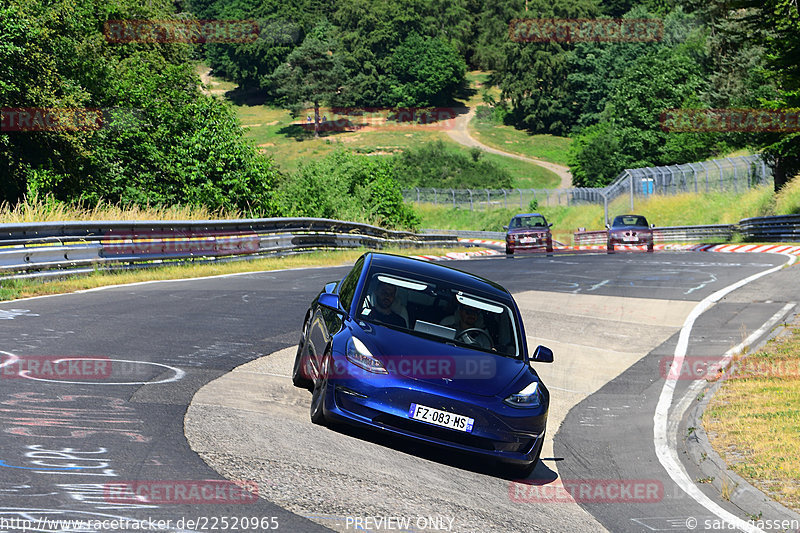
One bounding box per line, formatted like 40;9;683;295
309;353;330;425
292;317;313;389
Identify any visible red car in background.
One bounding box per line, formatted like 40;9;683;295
504;213;553;256
606;214;655;253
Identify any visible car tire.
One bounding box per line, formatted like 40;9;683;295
309;353;330;426
546;243;554;256
647;241;654;253
607;242;614;254
292;317;313;390
505;247;514;256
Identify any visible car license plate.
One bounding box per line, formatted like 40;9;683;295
623;235;637;242
409;403;474;433
520;237;535;244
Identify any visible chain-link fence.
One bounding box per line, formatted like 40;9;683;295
402;154;773;217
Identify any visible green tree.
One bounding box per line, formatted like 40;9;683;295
493;0;602;135
271;32;346;137
387;33;466;107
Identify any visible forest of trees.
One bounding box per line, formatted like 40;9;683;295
193;0;799;188
1;0;798;226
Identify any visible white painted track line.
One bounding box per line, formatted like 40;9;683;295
653;253;796;532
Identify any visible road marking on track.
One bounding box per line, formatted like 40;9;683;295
653;253;796;533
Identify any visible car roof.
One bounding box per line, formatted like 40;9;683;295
512;213;545;219
365;253;512;301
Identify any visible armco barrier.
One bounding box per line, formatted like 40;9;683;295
575;217;799;245
0;218;459;279
739;214;800;242
573;224;735;245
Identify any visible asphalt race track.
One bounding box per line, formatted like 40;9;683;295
1;251;798;533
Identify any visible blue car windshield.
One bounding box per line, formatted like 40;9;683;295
357;272;521;358
510;215;547;229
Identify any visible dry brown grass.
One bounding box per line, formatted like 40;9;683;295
0;195;242;223
704;319;800;510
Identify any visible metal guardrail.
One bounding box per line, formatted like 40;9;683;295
0;218;460;279
421;229;505;240
574;224;735;245
739;215;800;242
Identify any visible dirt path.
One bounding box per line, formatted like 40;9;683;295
446;107;573;188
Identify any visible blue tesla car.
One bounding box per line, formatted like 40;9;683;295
292;252;553;476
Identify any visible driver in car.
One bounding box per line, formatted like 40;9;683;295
372;281;406;328
441;303;493;349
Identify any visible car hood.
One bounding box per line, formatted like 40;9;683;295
507;227;549;235
610;226;651;232
353;323;528;397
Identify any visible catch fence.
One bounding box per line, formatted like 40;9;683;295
403;154;772;221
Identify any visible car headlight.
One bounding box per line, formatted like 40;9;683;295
504;381;541;408
346;337;387;374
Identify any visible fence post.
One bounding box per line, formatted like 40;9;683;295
434;188;438;205
629;169;634;210
698;162;707;193
726;157;738;193
503;189;507;209
468;189;473;211
712;159;724;192
451;188;455;208
486;189;490;210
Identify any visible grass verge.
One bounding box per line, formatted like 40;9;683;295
0;247;478;302
703;316;800;511
470;115;572;166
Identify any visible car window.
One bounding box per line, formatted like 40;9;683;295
612;215;648;227
337;256;364;312
356;269;521;358
510;215;547;228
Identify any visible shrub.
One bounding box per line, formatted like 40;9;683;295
393;140;513;189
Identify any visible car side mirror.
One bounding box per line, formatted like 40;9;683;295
605;223;610;230
547;223;553;228
503;225;508;231
318;293;342;313
651;223;656;228
530;345;553;363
